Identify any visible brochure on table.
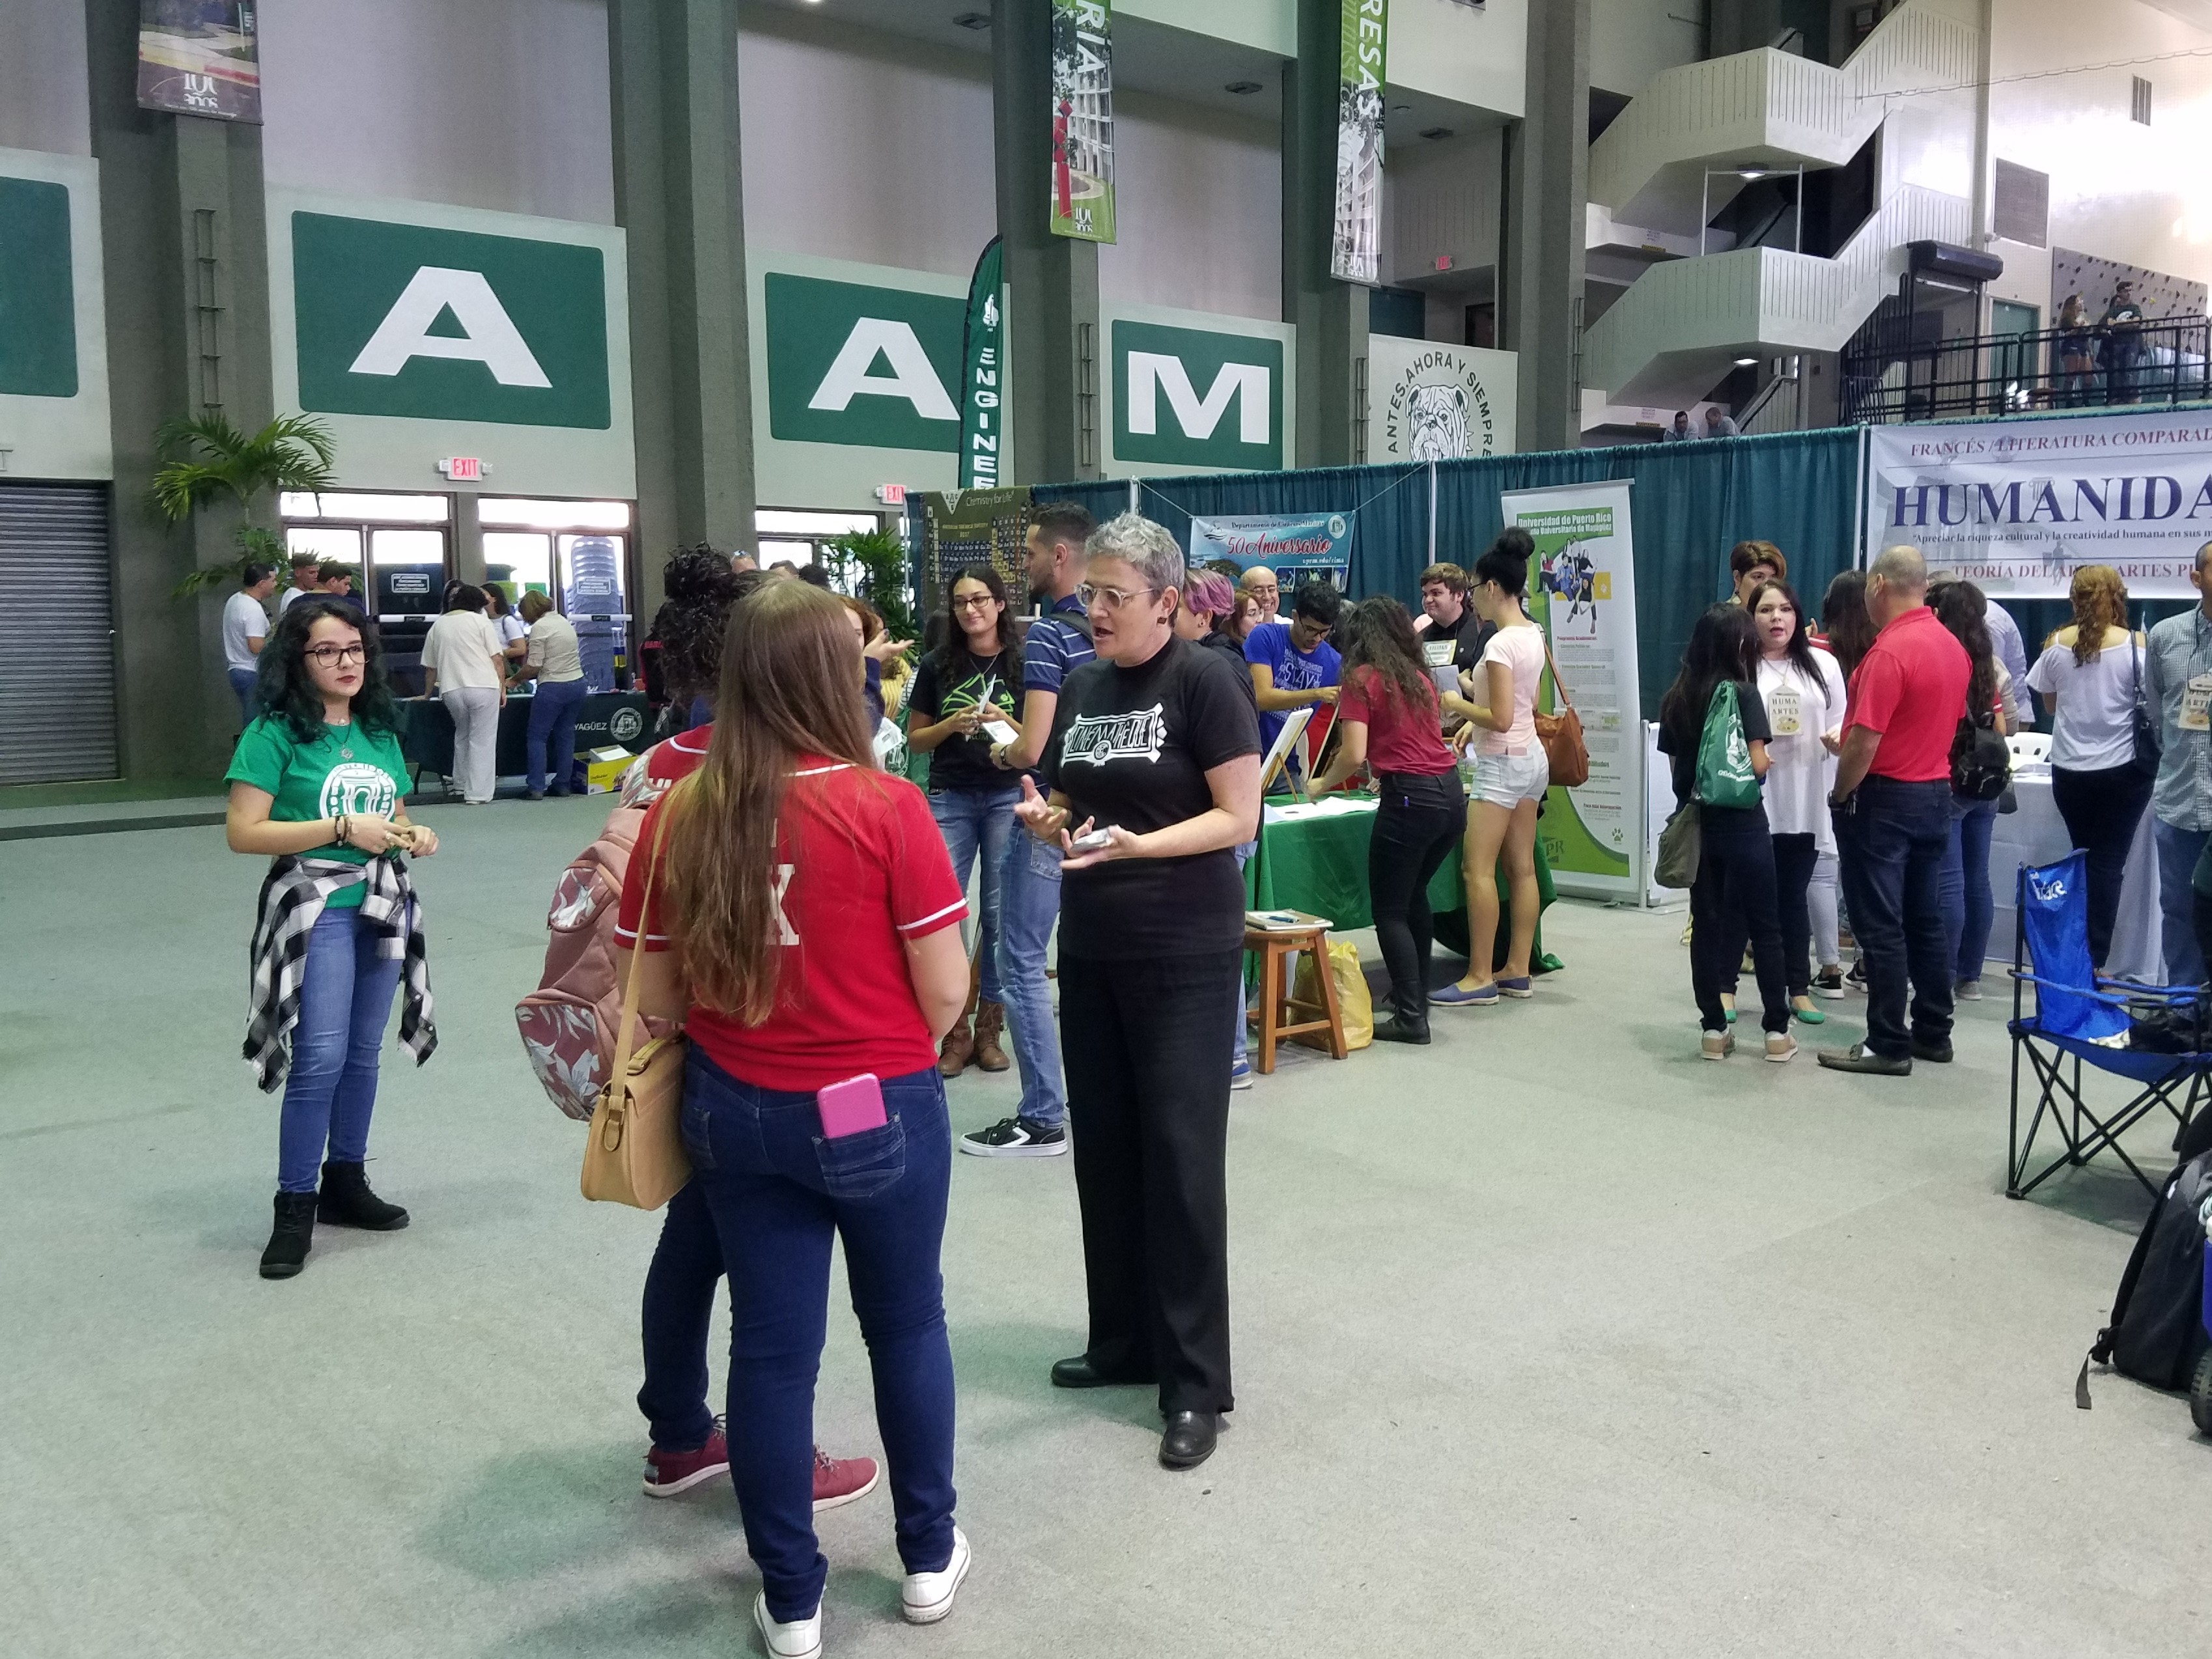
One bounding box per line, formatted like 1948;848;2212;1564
1500;481;1644;902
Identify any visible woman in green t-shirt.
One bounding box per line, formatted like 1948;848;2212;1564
225;600;440;1280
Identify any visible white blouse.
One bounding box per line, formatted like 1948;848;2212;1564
1755;647;1848;850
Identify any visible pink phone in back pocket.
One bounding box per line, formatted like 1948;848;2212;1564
817;1072;888;1139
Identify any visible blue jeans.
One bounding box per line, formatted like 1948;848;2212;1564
996;829;1067;1127
1834;776;1953;1059
928;785;1017;1004
680;1050;957;1622
525;676;589;794
637;1180;721;1453
277;907;404;1192
229;666;259;724
2154;817;2209;986
1937;794;2000;983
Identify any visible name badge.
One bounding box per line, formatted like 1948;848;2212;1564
2182;674;2212;733
1767;683;1803;737
1422;639;1455;668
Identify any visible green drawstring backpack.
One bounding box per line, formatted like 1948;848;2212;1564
1694;680;1763;811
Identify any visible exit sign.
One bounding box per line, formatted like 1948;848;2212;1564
437;456;487;481
875;483;907;505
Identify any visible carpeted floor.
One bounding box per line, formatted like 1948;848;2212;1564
3;796;2205;1659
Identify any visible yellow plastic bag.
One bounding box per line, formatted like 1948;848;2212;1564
1291;939;1373;1052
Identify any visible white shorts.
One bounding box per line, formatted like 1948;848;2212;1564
1472;746;1548;808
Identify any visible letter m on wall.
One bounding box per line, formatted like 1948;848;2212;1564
1111;318;1284;471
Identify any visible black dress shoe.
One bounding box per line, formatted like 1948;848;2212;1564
1050;1355;1152;1390
1373;1014;1431;1045
1158;1410;1219;1471
1911;1037;1954;1064
1815;1042;1912;1076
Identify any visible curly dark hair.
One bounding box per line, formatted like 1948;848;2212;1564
1338;596;1434;721
254;599;402;744
649;545;742;709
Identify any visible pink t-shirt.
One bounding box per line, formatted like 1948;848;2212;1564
1476;623;1547;756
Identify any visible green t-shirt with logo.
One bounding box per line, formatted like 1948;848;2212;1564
225;714;409;910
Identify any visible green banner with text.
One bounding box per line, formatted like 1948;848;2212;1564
959;238;1005;488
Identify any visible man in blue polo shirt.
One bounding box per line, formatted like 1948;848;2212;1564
968;501;1097;1158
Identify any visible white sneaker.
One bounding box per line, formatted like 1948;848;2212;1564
1764;1031;1799;1065
753;1593;822;1659
901;1526;971;1625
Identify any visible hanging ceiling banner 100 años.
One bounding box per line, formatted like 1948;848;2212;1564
1330;0;1387;286
1050;1;1117;242
137;1;263;123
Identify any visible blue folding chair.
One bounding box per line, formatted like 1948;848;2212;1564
2008;851;2210;1199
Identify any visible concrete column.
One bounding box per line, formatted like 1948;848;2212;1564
992;0;1100;486
451;494;486;588
1282;1;1365;469
1502;0;1590;456
87;0;275;781
609;0;756;626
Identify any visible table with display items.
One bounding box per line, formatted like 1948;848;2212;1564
396;691;651;794
1986;770;2161;983
1244;794;1558;966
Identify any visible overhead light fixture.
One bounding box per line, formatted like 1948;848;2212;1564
1737;166;1767;180
1733;356;1759;367
1420;126;1455;141
953;10;990;29
1224;79;1262;95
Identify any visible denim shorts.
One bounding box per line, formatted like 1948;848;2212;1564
1472;746;1548;808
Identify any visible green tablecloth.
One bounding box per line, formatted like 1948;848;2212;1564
1244;796;1556;966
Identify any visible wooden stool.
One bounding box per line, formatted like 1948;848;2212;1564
1244;924;1349;1074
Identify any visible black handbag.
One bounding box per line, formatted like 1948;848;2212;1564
2130;634;2162;780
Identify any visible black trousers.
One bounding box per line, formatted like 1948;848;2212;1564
1057;947;1239;1415
1690;812;1789;1033
2051;762;2153;968
1771;831;1820;997
1368;772;1467;1020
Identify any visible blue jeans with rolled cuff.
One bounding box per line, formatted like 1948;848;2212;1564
680;1050;957;1623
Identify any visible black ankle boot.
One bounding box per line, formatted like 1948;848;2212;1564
260;1191;318;1279
317;1160;410;1231
1373;999;1431;1044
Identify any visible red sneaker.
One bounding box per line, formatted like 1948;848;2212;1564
813;1447;880;1513
642;1423;729;1498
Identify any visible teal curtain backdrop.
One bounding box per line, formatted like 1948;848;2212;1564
1033;428;1864;712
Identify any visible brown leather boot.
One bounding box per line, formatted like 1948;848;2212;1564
938;963;981;1077
973;999;1010;1072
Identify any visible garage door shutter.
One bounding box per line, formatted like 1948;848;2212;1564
0;483;117;785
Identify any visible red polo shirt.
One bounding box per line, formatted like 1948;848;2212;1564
1843;606;1971;783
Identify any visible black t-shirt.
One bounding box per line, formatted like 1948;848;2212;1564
1657;678;1773;829
908;648;1020;792
1042;634;1261;960
1423;606;1497;676
1199;629;1259;707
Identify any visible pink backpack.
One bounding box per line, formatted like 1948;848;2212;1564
515;739;692;1118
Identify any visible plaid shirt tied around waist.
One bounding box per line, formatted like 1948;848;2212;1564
244;854;437;1093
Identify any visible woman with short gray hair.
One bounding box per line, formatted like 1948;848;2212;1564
1011;511;1261;1473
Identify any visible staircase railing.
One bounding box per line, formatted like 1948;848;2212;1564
1841;314;2212;424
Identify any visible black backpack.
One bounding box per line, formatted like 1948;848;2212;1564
1949;712;2010;802
2079;1145;2212;1412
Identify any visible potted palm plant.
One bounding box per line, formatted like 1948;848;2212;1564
153;413;337;598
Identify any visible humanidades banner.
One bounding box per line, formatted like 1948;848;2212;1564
1866;411;2212;598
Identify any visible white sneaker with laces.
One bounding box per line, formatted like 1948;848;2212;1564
901;1526;971;1625
753;1593;822;1659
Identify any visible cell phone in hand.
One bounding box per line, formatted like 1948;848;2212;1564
817;1072;888;1138
1069;828;1113;853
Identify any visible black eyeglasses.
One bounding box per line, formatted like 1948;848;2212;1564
305;644;367;667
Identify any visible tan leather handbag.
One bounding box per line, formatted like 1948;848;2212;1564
581;805;690;1210
1535;632;1590;788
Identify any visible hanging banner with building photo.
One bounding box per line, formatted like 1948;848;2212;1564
1050;1;1116;242
1330;0;1387;286
1865;411;2212;599
958;238;1005;488
1187;513;1355;583
1500;482;1642;901
136;1;262;123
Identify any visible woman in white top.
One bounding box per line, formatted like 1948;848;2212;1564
484;587;529;664
2024;564;2151;967
1740;581;1848;1025
419;585;508;805
1436;529;1549;1007
511;591;588;799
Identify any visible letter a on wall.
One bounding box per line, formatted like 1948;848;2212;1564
348;268;552;386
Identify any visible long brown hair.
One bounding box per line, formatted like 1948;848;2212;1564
1339;596;1435;720
1932;579;1999;720
662;581;878;1022
2058;565;2127;664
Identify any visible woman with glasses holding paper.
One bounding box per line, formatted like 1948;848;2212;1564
906;565;1025;1078
1012;512;1261;1473
615;580;975;1653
